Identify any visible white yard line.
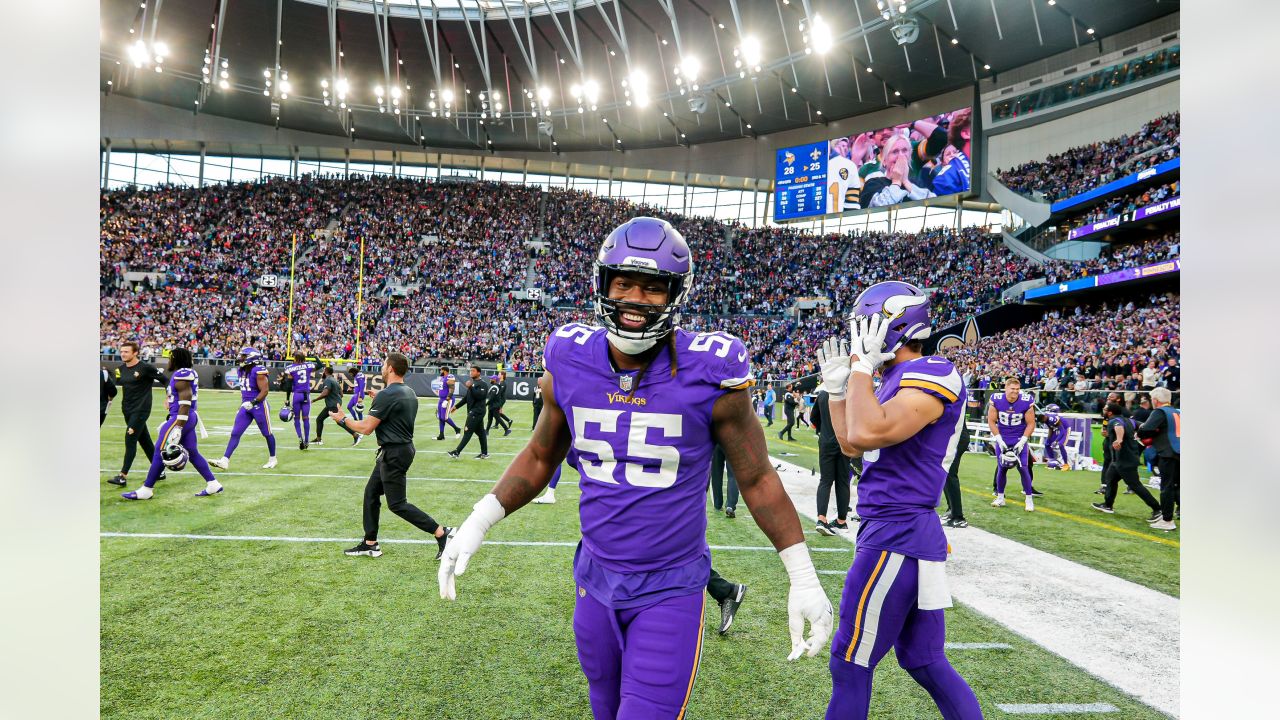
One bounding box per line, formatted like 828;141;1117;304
99;531;849;553
945;642;1013;650
98;468;580;486
770;456;1180;718
996;703;1119;715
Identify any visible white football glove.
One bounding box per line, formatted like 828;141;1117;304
816;338;852;400
439;494;506;601
1013;437;1028;453
994;436;1008;453
848;315;897;376
780;543;834;661
240;401;254;411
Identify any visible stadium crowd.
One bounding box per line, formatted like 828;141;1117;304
102;174;1178;380
1063;181;1179;232
995;113;1179;203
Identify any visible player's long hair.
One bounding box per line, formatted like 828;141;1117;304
167;348;193;372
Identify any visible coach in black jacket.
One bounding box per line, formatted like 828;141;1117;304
449;366;490;459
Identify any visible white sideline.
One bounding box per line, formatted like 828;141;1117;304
769;456;1180;718
99;468;580;486
945;642;1012;650
996;703;1119;715
99;531;850;553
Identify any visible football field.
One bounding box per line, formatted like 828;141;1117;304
100;390;1177;719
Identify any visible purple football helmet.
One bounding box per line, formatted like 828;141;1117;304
1045;403;1061;414
592;217;694;352
238;347;262;367
998;449;1021;469
279;405;293;422
849;281;932;353
161;444;189;471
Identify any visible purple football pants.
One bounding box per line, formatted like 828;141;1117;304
574;588;705;720
1043;428;1068;468
828;548;982;720
223;402;276;458
144;414;217;488
994;444;1033;496
291;393;311;441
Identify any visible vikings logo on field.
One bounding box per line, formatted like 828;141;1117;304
618;375;634;392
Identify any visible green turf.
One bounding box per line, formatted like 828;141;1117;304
101;390;1172;719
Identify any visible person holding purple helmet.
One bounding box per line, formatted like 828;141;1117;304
817;280;983;719
211;347;278;470
440;216;833;719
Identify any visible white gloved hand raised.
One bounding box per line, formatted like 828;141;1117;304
848;314;897;376
817;337;852;399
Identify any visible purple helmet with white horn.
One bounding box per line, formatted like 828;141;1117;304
592;217;694;354
849;281;932;353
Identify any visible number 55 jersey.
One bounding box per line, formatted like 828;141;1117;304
545;323;753;609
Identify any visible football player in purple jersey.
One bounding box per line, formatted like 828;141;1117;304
122;348;223;500
284;352;315;450
1039;403;1070;470
211;347;279;470
440;217;833;719
434;366;462;440
346;366;368;420
988;378;1037;511
817;281;983;720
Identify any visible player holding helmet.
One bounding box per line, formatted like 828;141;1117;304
211;347;278;470
989;378;1036;510
121;348;223;500
439;216;833;719
816;280;984;720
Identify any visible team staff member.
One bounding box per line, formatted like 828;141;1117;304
485;373;513;436
1138;387;1180;531
101;366;117;425
940;423;970;528
1091;403;1161;519
779;385;799;441
313;366;360;446
810;388;853;535
531;377;544;430
108;341;165;487
337;353;452;559
448;366;490;459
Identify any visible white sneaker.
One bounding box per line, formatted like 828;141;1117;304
262;457;278;469
211;457;230;470
991;495;1006;508
1149;518;1176;531
532;490;556;504
1024;497;1035;512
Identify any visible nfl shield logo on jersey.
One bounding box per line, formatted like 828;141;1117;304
618;375;633;392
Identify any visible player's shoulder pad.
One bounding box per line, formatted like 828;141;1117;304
899;356;962;403
171;368;198;381
544;322;605;374
677;328;754;390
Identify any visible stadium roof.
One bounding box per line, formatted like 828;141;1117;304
101;0;1178;153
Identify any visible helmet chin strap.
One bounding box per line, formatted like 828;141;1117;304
606;331;658;355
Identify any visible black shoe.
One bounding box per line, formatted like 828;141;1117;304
107;474;127;487
454;428;461;436
1094;486;1106;495
940;512;952;522
311;438;324;445
830;520;851;536
943;517;969;528
447;450;460;459
1091;503;1114;514
299;440;307;450
345;541;382;557
1029;487;1045;498
436;434;445;441
475;453;489;460
725;508;736;519
815;521;834;536
718;584;747;635
1147;509;1162;522
157;469;166;481
503;428;511;437
435;527;454;560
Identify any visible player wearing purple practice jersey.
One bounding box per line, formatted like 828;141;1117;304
440;217;833;720
284;352;315;450
211;347;279;470
433;366;462;440
1039;404;1070;470
122;348;223;500
817;281;983;720
347;367;368;420
988;378;1037;511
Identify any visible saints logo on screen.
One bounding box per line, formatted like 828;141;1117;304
934;317;981;352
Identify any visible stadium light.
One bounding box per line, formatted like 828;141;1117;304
735;35;764;74
538;86;552;105
441;87;454;105
628;70;650;107
583;79;600;105
677;55;701;88
807;15;834;55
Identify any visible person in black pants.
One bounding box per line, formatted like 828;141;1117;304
810;389;853;535
485;372;513;436
101;366;117;425
941;423;970;528
706;569;748;635
312;366;360;446
1092;403;1161;519
708;444;741;518
778;385;798;441
449;366;490;459
1138;387;1180;531
337;353;452;559
107;341;165;487
531;376;545;430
